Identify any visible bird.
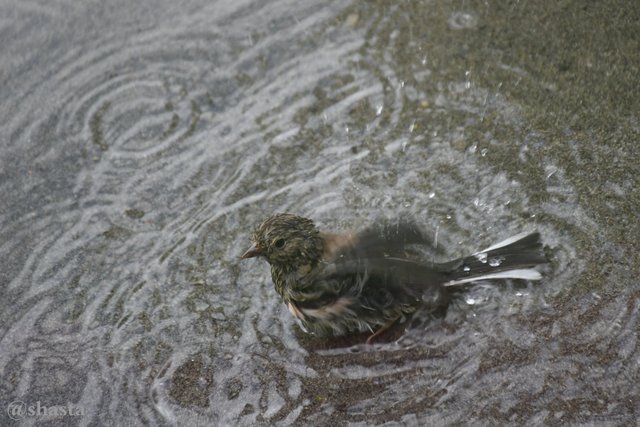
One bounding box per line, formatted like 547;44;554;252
241;213;548;343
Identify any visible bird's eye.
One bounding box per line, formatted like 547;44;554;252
273;238;285;249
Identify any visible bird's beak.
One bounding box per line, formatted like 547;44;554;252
241;244;262;259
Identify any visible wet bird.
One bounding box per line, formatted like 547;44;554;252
241;213;548;343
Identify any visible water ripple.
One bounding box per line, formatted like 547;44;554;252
1;0;637;425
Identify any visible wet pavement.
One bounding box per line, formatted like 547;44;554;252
1;0;638;425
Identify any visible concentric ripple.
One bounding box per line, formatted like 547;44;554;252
1;0;637;425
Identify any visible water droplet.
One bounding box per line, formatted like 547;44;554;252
345;13;359;27
489;257;504;267
448;12;478;30
481;148;488;157
475;252;488;263
463;265;471;272
376;105;383;115
465;296;477;305
429;192;436;199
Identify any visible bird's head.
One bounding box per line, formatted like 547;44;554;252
241;213;324;271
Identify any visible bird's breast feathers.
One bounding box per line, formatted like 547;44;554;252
287;297;355;321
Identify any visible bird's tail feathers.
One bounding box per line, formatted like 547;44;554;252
443;232;547;287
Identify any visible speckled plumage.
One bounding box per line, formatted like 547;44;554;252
242;213;548;341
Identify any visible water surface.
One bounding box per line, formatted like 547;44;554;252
1;0;638;425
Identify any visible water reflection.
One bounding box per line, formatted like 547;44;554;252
0;0;637;425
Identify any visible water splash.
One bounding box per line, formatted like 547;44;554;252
489;256;505;267
0;0;635;425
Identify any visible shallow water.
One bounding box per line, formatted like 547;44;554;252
1;0;638;425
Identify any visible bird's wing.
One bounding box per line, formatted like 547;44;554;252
296;255;445;311
290;220;445;312
356;219;435;256
323;219;436;262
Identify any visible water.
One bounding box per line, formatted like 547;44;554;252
1;0;638;425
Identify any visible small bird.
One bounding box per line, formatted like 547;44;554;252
241;213;548;343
